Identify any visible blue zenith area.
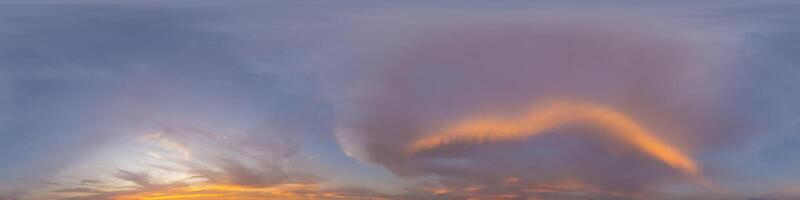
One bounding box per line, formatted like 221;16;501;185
728;3;800;185
1;1;800;200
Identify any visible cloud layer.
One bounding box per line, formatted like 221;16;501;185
334;14;741;198
4;1;800;200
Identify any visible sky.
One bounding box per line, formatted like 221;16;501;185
1;1;800;200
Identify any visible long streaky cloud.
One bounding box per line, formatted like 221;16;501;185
409;99;704;183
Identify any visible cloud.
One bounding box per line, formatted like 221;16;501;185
113;170;158;189
332;11;742;198
45;125;323;200
5;1;800;200
408;99;706;185
0;3;336;198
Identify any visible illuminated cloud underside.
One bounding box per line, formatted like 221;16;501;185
409;99;710;187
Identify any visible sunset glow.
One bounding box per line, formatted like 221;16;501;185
410;100;699;177
2;1;799;199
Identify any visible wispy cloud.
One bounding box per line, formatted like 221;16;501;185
3;1;800;200
46;125;323;200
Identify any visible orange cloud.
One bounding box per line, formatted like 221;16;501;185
108;183;322;200
95;182;406;200
522;179;630;198
409;99;706;185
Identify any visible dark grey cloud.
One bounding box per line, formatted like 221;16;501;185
112;170;157;189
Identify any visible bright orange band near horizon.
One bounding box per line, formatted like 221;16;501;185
408;100;701;177
109;183;321;200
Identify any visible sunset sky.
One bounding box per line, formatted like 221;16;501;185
2;1;800;200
